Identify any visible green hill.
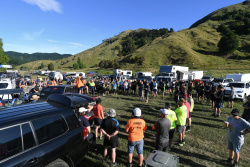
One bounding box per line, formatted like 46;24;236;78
16;1;250;76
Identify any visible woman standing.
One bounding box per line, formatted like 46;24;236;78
226;109;250;167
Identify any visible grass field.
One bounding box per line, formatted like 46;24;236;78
77;91;250;167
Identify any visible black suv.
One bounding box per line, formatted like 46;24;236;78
36;85;78;101
0;94;90;167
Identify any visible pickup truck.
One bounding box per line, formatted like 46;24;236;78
224;82;250;102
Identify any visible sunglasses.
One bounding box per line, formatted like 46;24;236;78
232;114;238;117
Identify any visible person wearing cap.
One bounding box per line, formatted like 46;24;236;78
175;98;188;146
78;107;97;149
30;95;40;103
125;108;147;167
165;102;177;151
226;109;250;167
152;108;171;152
101;109;119;167
93;98;104;139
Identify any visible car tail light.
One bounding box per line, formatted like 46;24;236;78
82;127;88;141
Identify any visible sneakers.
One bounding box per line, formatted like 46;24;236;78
179;142;183;146
233;161;238;167
111;162;119;167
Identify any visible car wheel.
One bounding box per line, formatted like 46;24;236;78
45;159;69;167
242;94;247;102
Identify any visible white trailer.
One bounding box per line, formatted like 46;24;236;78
188;71;203;80
159;65;189;81
225;73;250;82
113;69;132;77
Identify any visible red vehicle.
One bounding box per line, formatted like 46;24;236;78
193;79;203;85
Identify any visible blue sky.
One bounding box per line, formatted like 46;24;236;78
0;0;244;55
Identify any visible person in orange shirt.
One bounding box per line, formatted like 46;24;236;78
93;98;104;139
125;108;147;167
76;73;84;94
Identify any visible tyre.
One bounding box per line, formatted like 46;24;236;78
45;159;69;167
242;94;247;102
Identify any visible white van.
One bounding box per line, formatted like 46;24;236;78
49;72;63;80
224;82;250;102
225;73;250;82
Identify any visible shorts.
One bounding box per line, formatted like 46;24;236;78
128;139;144;154
228;97;234;102
161;89;165;93
177;125;185;134
104;137;119;148
153;89;157;94
189;112;192;118
87;132;96;143
155;141;169;152
215;102;222;108
169;129;175;139
199;92;204;97
145;92;149;98
227;140;243;153
94;118;103;126
113;89;117;93
79;85;86;90
139;90;144;97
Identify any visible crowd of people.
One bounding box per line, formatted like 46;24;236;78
17;74;250;167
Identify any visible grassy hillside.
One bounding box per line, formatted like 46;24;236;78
16;1;250;76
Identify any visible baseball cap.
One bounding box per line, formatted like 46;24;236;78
108;108;116;117
79;107;88;113
160;109;169;115
133;108;141;117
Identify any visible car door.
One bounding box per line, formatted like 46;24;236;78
0;123;44;167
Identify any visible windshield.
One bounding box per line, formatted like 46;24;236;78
0;83;8;89
202;76;210;79
227;83;244;88
213;78;223;83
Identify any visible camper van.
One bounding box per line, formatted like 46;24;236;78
113;69;132;77
159;65;189;81
225;73;250;82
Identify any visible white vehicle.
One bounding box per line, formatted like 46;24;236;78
188;71;203;80
0;78;16;100
225;73;250;82
49;72;63;80
159;65;190;81
65;72;85;78
224;82;250;102
213;78;234;87
113;69;132;77
137;72;153;78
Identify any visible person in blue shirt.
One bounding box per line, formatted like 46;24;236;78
226;109;250;167
112;80;117;95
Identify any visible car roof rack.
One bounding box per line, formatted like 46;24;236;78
47;94;73;108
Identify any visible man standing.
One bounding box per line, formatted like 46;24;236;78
93;99;104;139
165;103;177;151
125;108;147;167
215;85;224;117
101;109;119;167
175;98;188;146
152;109;171;152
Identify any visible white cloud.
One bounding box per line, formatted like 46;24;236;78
48;39;59;43
22;29;44;40
70;42;83;46
23;0;62;13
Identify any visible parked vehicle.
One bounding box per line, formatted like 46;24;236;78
188;71;203;80
65;72;85;78
49;72;63;80
201;75;214;83
159;65;189;81
225;73;250;82
213;78;234;87
113;69;132;77
35;85;78;101
0;94;90;166
224;82;250;102
137;72;153;78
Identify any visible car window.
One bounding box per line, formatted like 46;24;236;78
31;115;68;144
65;86;77;93
0;125;22;161
22;123;36;150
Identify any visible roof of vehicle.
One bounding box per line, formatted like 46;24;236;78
46;85;76;88
0;101;71;128
0;89;24;94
